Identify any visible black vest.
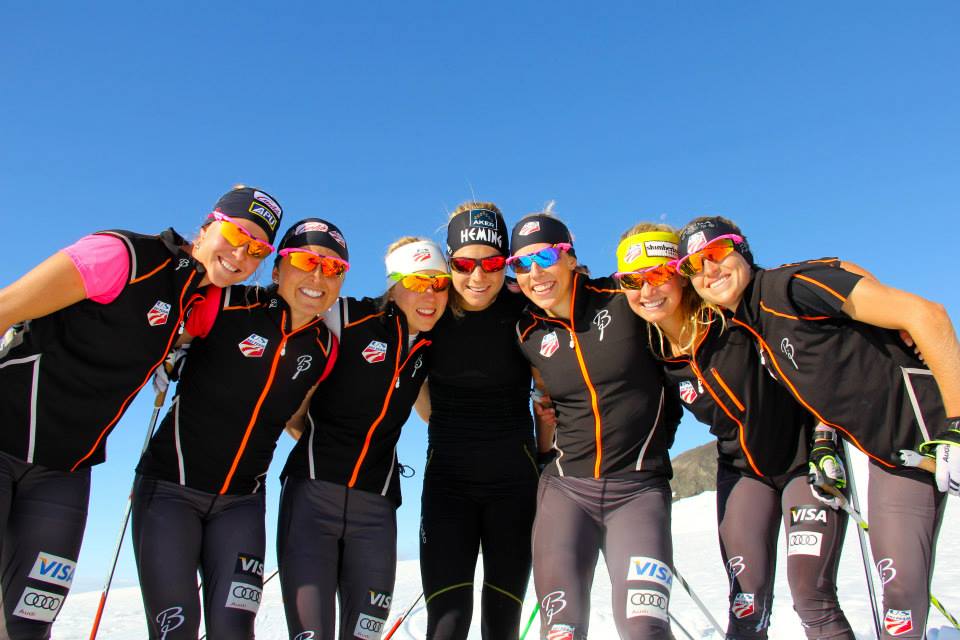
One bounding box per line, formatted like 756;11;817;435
281;297;432;506
734;260;945;468
516;274;680;479
137;285;335;494
662;310;810;478
0;229;208;471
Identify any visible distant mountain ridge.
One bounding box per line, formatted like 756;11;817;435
670;441;717;501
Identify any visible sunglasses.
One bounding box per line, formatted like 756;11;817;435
449;255;507;274
279;248;350;277
614;263;678;289
505;243;573;274
389;272;452;293
676;234;743;277
208;211;275;259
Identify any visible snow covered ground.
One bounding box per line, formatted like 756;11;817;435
57;450;958;639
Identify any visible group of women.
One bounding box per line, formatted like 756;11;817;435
0;185;957;640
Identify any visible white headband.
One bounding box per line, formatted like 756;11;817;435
384;240;448;289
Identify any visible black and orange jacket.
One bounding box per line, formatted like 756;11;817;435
661;309;810;478
281;297;431;506
515;274;680;479
137;284;336;494
733;259;945;468
0;229;210;471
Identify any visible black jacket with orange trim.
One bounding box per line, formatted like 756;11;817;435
0;229;210;471
661;309;810;478
281;297;431;506
137;284;336;495
516;274;680;479
733;259;946;468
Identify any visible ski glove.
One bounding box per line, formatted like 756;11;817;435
152;345;190;396
808;424;847;509
919;418;960;497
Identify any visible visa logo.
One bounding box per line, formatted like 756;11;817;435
235;555;264;577
28;552;76;588
626;556;673;589
790;507;827;525
369;591;392;608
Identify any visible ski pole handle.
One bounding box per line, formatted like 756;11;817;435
899;449;936;474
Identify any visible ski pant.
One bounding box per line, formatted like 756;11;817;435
866;462;946;639
131;474;266;640
420;442;538;640
716;465;852;639
532;473;674;640
277;477;396;640
0;450;89;640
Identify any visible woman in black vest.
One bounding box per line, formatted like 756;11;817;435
0;185;281;639
510;212;680;640
416;201;540;640
677;215;960;639
131;218;347;639
278;237;449;640
614;224;853;639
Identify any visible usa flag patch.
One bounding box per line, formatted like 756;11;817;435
884;609;913;636
362;341;388;364
147;301;172;327
732;593;754;619
540;332;559;358
238;334;268;358
679;380;698;404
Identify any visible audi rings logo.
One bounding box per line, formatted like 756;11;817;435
13;587;64;622
789;534;819;545
354;614;386;639
629;591;666;608
359;618;383;631
232;585;262;602
24;593;61;610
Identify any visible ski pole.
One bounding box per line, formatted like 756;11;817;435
520;603;540;640
198;568;280;640
669;611;697;640
818;482;960;631
89;382;168;640
383;591;423;640
673;566;725;637
840;440;882;640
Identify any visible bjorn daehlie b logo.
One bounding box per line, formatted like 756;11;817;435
541;591;567;624
156;607;185;639
292;355;312;380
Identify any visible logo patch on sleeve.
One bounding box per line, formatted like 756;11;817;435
147;300;172;326
546;624;576;640
540;332;560;358
238;334;268;358
362;341;388;364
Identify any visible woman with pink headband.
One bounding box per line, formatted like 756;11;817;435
277;237;449;640
614;223;853;639
0;185;280;638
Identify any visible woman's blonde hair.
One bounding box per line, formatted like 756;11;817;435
619;221;723;357
378;236;429;311
446;202;504;318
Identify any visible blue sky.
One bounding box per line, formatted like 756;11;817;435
2;1;958;600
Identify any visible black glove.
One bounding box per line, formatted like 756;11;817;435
807;424;847;509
